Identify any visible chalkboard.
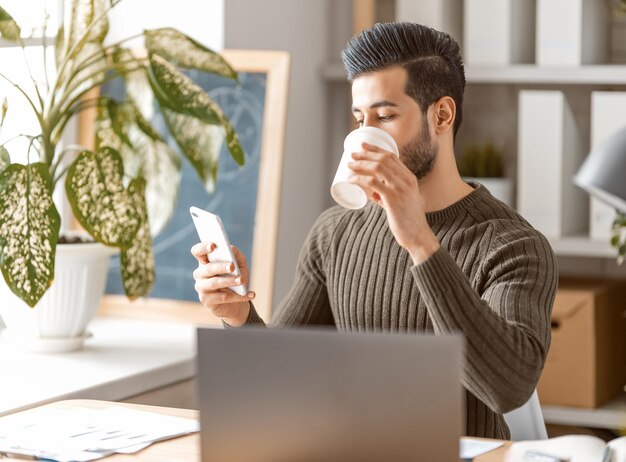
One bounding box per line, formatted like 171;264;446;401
82;50;290;321
103;71;264;300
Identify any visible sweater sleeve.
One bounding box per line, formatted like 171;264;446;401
410;225;558;414
228;207;340;329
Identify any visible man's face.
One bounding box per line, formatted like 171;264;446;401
351;66;437;179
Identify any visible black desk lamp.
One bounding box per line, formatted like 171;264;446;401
574;127;626;261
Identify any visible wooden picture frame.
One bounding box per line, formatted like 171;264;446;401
80;50;291;325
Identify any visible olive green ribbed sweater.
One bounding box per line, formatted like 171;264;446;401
240;183;558;439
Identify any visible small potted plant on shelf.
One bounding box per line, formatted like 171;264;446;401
0;0;244;352
611;213;626;264
457;141;514;207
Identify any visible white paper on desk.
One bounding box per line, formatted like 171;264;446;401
460;438;503;460
0;406;199;462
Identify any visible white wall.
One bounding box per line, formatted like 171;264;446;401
224;0;332;308
105;0;225;49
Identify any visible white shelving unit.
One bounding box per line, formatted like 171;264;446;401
466;65;626;85
322;63;626;85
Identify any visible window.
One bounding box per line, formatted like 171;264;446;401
0;1;61;164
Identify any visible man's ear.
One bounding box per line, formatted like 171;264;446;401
432;96;456;135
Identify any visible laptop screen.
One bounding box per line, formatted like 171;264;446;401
197;327;463;462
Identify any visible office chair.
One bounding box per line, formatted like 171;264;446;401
503;389;549;441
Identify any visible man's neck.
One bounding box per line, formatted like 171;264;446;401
419;154;475;214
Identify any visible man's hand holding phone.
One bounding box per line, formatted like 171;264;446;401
190;207;255;327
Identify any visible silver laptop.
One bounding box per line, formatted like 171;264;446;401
196;327;464;462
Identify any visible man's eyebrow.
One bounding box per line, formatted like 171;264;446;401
351;100;399;112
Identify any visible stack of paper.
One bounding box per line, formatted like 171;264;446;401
0;406;199;461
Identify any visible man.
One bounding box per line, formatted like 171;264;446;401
191;22;557;439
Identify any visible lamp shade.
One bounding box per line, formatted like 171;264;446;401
574;126;626;213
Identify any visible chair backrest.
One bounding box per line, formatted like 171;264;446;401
503;389;548;441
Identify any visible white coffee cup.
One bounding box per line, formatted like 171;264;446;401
331;126;400;209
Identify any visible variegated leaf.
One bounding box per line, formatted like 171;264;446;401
129;107;181;235
145;28;237;81
0;146;9;174
148;53;245;186
120;177;154;299
105;99;133;147
95;102;143;187
148;53;220;124
0;163;60;307
162;107;222;192
55;25;65;70
66;41;106;103
0;6;20;41
64;0;109;59
113;47;153;120
96;99;180;234
65;147;140;248
0;96;7;128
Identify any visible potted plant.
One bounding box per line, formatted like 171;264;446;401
0;0;244;351
457;141;514;207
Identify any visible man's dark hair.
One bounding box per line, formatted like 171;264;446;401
341;22;466;137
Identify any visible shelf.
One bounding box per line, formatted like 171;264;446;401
548;236;617;258
542;393;626;430
321;63;626;85
466;65;626;85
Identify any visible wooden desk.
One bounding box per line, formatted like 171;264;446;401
0;400;512;461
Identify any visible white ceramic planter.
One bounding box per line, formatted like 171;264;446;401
465;177;515;208
0;238;117;353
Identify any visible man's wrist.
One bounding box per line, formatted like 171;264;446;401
407;234;440;266
223;302;251;327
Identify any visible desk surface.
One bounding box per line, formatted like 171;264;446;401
0;318;198;417
0;400;512;462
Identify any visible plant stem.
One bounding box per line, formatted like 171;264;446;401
50;0;127;112
51;32;145;118
0;72;48;151
48;61;145;143
63;57;144;109
51;144;87;188
41;9;50;92
18;36;45;111
50;96;109;150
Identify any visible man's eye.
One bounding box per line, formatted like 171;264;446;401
379;115;395;122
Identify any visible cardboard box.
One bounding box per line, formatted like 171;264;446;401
538;279;626;408
517;90;588;238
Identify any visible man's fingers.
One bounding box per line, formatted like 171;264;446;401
194;261;236;280
230;245;248;269
348;159;393;181
198;289;255;306
191;241;216;264
349;175;387;205
195;275;243;293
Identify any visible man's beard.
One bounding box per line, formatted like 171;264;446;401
399;119;437;180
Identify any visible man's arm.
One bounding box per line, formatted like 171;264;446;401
226;208;341;329
410;226;558;414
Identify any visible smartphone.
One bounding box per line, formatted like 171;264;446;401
190;206;248;297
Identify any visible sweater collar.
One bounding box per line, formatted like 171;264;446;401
425;181;487;225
